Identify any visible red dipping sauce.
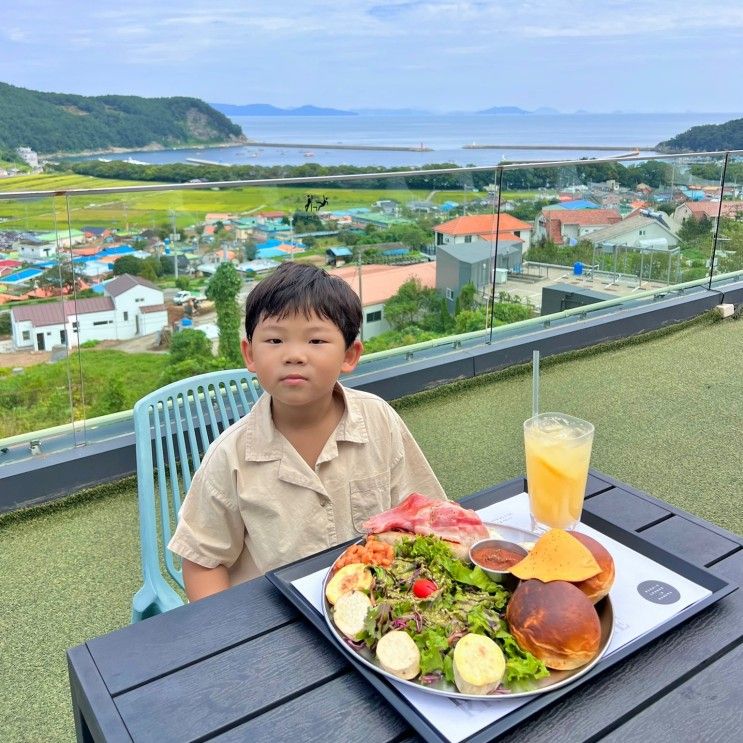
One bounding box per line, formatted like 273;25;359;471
471;543;524;571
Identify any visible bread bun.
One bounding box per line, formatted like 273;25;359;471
570;532;615;604
506;580;601;670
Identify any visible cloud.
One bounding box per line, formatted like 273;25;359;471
1;1;741;111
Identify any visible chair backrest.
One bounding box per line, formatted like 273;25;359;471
133;369;262;594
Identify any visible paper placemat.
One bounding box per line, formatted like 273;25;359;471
292;492;711;743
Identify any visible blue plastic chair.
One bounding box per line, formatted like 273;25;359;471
131;368;262;622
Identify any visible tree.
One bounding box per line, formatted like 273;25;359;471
169;328;213;364
37;262;80;293
143;255;163;278
383;278;442;331
454;308;487;333
455;282;477;314
679;214;713;242
112;255;145;276
206;262;243;366
244;240;257;261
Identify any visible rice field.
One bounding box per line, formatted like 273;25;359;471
0;172;534;233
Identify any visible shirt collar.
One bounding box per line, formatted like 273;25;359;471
243;382;368;463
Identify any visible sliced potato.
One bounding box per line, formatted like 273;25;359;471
333;591;372;640
452;633;505;695
325;563;373;605
375;630;421;680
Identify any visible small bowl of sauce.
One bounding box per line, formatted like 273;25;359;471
469;539;529;586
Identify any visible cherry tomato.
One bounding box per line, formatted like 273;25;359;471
412;578;438;598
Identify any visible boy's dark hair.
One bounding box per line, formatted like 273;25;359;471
244;262;362;347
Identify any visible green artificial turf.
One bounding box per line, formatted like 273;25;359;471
1;314;741;742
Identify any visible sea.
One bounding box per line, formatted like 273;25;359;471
74;112;741;169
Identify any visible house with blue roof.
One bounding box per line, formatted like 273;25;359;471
543;199;599;211
252;222;292;241
0;267;44;285
325;247;353;266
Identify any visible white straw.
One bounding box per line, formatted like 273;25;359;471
532;350;540;418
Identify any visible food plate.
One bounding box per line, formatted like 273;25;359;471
321;523;614;700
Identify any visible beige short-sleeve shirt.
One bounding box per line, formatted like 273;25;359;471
168;384;446;585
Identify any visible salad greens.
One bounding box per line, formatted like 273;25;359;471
359;535;549;690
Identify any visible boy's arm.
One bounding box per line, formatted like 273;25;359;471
182;559;230;602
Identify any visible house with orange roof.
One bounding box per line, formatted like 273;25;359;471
329;262;437;339
534;208;621;245
434;214;533;252
204;213;235;225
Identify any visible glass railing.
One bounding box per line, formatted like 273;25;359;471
1;150;742;465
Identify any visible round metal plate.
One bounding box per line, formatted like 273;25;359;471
321;524;614;700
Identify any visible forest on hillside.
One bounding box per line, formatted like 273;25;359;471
657;117;743;153
0;82;245;154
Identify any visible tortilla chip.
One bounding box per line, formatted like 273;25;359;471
510;529;601;582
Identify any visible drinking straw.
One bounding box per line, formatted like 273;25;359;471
532;350;540;419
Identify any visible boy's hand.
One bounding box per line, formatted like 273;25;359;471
182;559;230;602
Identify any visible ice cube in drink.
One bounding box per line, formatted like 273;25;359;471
524;413;594;532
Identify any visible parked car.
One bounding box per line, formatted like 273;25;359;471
172;290;193;305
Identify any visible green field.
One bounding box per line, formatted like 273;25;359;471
0;172;535;233
0;350;169;437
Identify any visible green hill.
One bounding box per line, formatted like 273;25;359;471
657;117;743;153
0;82;247;155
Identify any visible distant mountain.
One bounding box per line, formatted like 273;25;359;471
657;117;743;152
351;108;432;116
0;82;245;155
476;106;530;115
211;103;356;116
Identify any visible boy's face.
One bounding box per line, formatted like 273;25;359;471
241;311;362;407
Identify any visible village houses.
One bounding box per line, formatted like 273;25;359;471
10;274;167;351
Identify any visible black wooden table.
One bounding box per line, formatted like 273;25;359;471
68;471;743;742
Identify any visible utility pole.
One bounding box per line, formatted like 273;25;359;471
170;210;178;281
357;249;364;341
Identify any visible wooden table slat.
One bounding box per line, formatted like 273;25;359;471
211;672;411;743
584;486;671;532
586;470;614;496
639;515;740;567
67;645;132;743
602;642;743;743
114;622;348;743
88;577;297;695
459;476;526;510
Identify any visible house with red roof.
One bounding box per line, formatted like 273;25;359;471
10;274;167;351
534;208;621;245
434;214;533;253
674;200;743;230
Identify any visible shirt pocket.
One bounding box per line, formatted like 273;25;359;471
349;471;391;533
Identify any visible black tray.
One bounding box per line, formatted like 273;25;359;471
267;508;735;742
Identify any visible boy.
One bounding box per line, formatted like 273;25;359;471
168;262;446;601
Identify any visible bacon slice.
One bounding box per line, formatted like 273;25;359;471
361;492;489;546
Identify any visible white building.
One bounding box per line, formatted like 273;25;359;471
584;214;679;250
10;274;167;351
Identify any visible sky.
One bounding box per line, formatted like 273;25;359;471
1;0;742;113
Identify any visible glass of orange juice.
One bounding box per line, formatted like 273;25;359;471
524;413;594;532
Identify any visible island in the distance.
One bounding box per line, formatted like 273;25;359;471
210;103;356;116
